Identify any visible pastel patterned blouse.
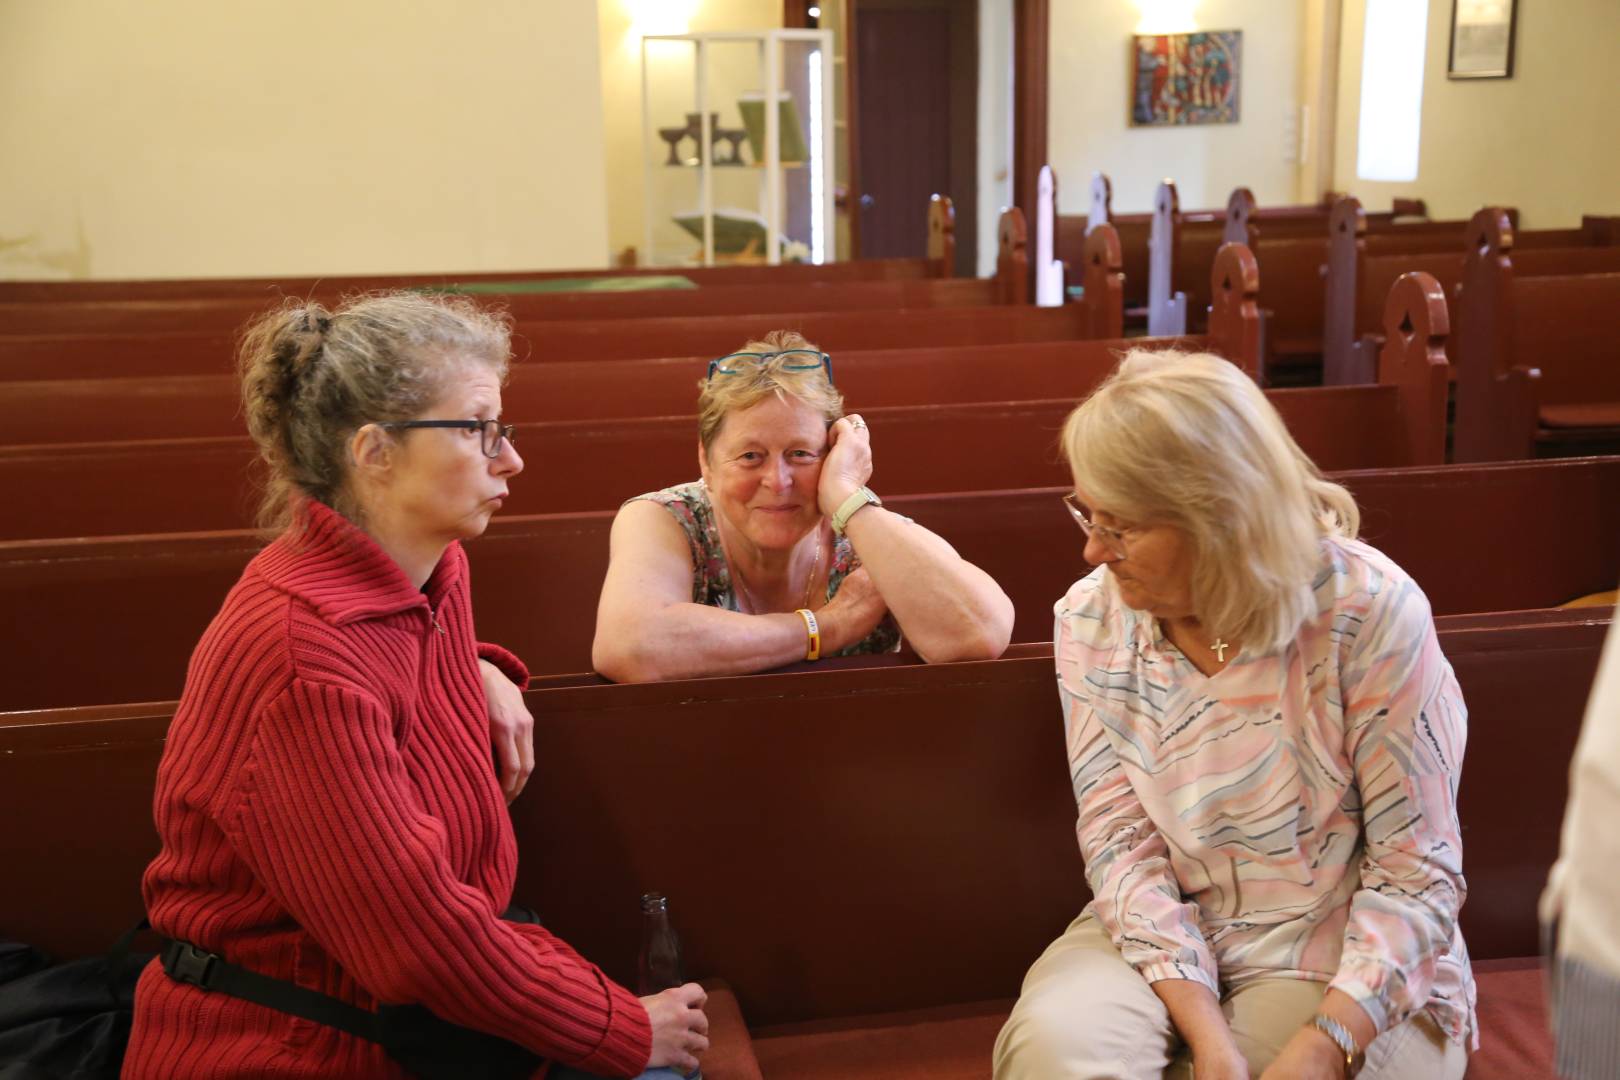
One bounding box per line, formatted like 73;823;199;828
628;481;901;656
1055;536;1476;1046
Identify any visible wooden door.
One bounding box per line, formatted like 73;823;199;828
850;0;977;274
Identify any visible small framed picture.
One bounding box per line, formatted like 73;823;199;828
1448;0;1517;79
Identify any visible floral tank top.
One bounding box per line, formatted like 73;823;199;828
628;480;902;656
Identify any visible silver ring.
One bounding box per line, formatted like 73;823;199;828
849;416;867;430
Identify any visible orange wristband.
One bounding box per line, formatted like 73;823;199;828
796;608;821;661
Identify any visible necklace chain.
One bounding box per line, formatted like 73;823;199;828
725;527;823;615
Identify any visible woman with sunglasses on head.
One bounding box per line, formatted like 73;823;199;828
994;351;1473;1080
125;294;708;1080
592;329;1013;682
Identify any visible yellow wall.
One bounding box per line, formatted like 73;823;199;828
596;0;784;265
0;0;610;280
1048;0;1310;215
1334;0;1620;227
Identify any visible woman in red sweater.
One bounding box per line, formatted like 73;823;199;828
124;294;708;1079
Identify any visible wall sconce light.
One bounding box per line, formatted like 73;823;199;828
1135;0;1199;35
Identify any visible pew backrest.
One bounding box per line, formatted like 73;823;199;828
1454;209;1620;460
6;456;1614;711
1;615;1606;1025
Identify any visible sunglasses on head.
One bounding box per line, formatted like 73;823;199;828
706;349;835;384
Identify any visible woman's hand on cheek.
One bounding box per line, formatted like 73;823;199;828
817;415;873;518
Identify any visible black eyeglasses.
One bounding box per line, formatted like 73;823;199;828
706;349;834;383
382;419;516;459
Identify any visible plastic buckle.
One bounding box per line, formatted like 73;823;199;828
163;942;218;989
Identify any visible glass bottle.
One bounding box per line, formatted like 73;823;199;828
636;892;684;995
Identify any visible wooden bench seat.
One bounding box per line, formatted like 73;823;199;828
1145;186;1474;343
1045;172;1420;319
0;333;1445;542
0;616;1604;1079
0;197;961;306
0;230;1128;446
0;276;1021;338
0;206;1019;338
3;456;1613;711
1454;211;1620;461
0;300;1112;383
1323;202;1620;384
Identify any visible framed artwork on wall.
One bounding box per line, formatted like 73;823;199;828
1448;0;1517;79
1130;31;1242;126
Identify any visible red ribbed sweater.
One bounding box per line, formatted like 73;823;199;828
123;501;652;1079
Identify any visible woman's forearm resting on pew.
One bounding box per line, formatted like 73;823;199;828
592;594;882;683
838;504;1014;663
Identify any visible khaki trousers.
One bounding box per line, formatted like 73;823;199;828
993;913;1468;1080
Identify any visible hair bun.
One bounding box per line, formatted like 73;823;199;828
284;304;332;379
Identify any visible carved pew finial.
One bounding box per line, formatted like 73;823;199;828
1467;206;1515;259
1378;271;1451;466
1080;222;1124;338
1455;206;1538;462
1322;196;1371;384
1224;187;1256;246
1208;242;1261;380
996;206;1030;305
927;194;957;278
1148;179;1187;336
1089;173;1113;227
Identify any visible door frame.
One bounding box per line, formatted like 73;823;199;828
842;0;1047;275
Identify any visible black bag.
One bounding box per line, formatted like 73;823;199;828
0;932;153;1080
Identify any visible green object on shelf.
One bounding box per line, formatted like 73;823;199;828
672;210;769;255
737;92;808;164
419;275;697;296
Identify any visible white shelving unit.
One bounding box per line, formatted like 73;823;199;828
640;29;836;268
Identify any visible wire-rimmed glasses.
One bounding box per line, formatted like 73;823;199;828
382;418;516;459
1062;493;1134;560
706;349;834;384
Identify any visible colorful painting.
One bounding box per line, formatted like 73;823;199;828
1131;31;1241;126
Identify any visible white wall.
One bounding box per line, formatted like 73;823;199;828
1334;0;1620;228
1048;0;1307;214
0;0;611;280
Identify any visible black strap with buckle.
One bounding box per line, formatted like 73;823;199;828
159;938;381;1043
155;903;545;1080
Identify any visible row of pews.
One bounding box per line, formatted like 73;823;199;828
0;191;1614;1079
1040;168;1620;459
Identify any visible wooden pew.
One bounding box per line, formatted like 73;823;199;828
0;253;1464;543
1151;191;1491;350
0;613;1605;1080
1323;200;1620;383
1;292;1110;385
1045;171;1420;322
0;205;1018;339
0;278;1018;339
5;452;1613;712
0;198;960;306
1454;210;1620;461
0;228;1126;446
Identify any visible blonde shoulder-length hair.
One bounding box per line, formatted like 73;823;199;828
1060;349;1360;653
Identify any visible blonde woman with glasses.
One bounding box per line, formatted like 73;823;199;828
994;351;1473;1080
592;330;1013;682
